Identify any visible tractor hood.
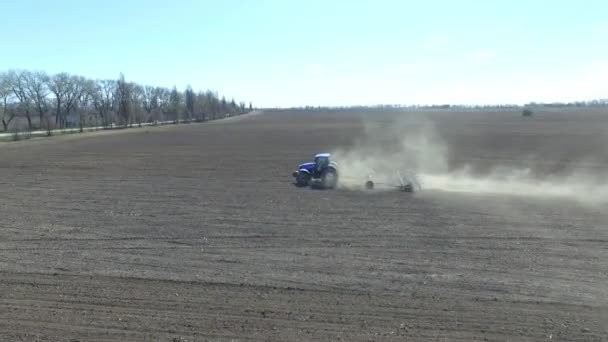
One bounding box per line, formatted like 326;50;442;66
298;162;315;170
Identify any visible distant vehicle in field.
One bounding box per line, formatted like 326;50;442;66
292;153;421;192
292;153;338;189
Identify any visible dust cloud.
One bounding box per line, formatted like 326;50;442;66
331;113;608;205
332;115;446;190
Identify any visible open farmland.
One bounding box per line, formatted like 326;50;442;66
1;109;607;341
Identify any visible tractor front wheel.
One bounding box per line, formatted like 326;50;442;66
295;172;310;187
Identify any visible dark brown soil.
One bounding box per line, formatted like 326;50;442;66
1;109;607;341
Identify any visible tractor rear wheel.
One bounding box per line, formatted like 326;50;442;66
321;169;338;189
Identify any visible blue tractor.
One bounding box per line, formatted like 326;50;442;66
292;153;339;189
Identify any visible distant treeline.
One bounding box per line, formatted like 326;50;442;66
0;70;253;131
286;100;608;111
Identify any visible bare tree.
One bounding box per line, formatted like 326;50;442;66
184;85;195;121
47;73;85;128
141;85;156;115
6;70;33;129
154;87;170;122
169;86;181;123
47;72;69;127
92;79;115;126
130;83;145;125
76;79;96;130
23;71;50;128
220;96;227;117
205;90;219;120
115;73;132;125
230;98;237;115
62;75;86;128
0;72;16;130
1;107;17;131
199;91;210;121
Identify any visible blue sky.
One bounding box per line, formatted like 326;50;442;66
1;0;607;107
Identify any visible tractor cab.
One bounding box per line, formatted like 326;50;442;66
312;153;331;178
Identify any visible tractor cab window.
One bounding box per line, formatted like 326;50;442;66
314;156;329;171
